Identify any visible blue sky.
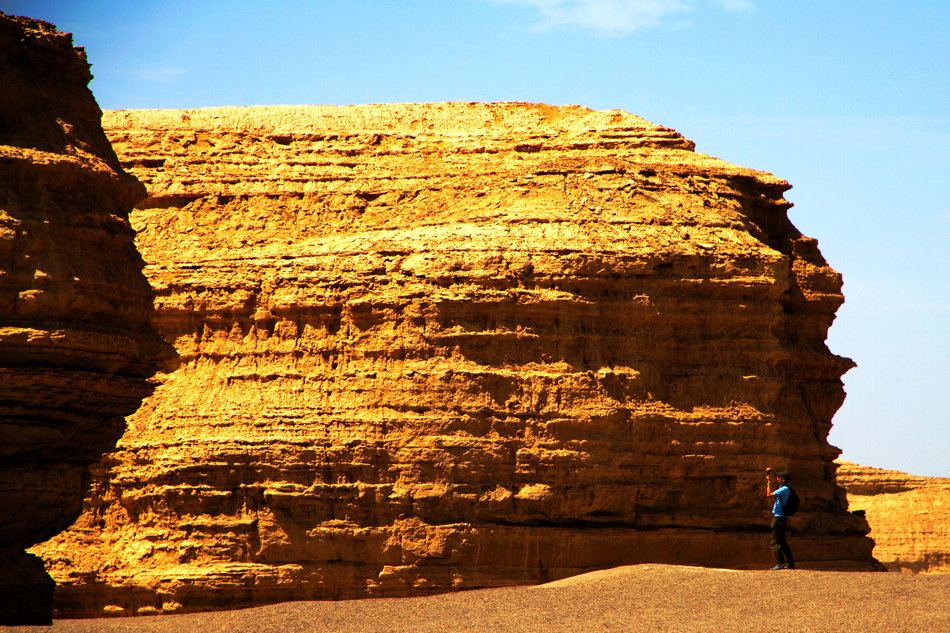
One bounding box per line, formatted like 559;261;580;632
6;0;948;477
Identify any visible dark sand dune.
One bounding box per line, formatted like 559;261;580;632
6;565;950;633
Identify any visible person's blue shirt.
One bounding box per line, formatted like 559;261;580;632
772;485;791;517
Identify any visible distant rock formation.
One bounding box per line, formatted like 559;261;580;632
0;13;166;624
837;461;950;574
33;103;879;618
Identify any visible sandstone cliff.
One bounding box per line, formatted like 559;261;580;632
33;102;878;617
838;461;950;574
0;13;165;624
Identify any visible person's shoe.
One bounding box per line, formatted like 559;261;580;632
785;564;796;570
770;564;788;570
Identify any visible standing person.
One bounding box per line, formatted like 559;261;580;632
766;467;795;570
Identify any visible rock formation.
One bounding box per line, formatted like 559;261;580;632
0;13;166;625
837;461;950;574
32;102;879;618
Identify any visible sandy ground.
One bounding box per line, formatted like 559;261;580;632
5;565;950;633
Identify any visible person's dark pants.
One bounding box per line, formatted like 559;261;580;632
771;516;795;568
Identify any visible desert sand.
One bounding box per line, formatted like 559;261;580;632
6;565;949;633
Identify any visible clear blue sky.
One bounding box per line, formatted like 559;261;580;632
6;0;948;477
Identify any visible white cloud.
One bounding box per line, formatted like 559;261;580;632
133;66;187;83
718;0;754;11
493;0;754;35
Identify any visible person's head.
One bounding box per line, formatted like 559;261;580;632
777;471;791;483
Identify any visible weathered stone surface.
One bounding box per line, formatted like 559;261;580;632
0;13;165;624
838;461;950;574
33;103;879;617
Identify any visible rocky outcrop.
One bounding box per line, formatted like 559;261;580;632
838;461;950;574
0;13;166;625
33;103;879;618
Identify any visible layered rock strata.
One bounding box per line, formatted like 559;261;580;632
0;13;165;624
34;103;878;617
838;461;950;574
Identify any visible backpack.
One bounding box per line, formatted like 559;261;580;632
781;488;800;516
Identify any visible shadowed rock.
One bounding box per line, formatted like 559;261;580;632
0;13;167;624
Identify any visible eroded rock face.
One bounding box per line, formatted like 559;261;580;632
838;461;950;574
0;13;165;624
33;103;879;617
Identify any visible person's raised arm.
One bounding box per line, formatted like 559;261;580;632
765;467;775;497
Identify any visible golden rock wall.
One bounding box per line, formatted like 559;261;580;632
34;103;878;617
838;461;950;574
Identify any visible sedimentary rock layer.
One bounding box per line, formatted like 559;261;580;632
0;13;165;625
838;461;950;574
34;102;878;617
